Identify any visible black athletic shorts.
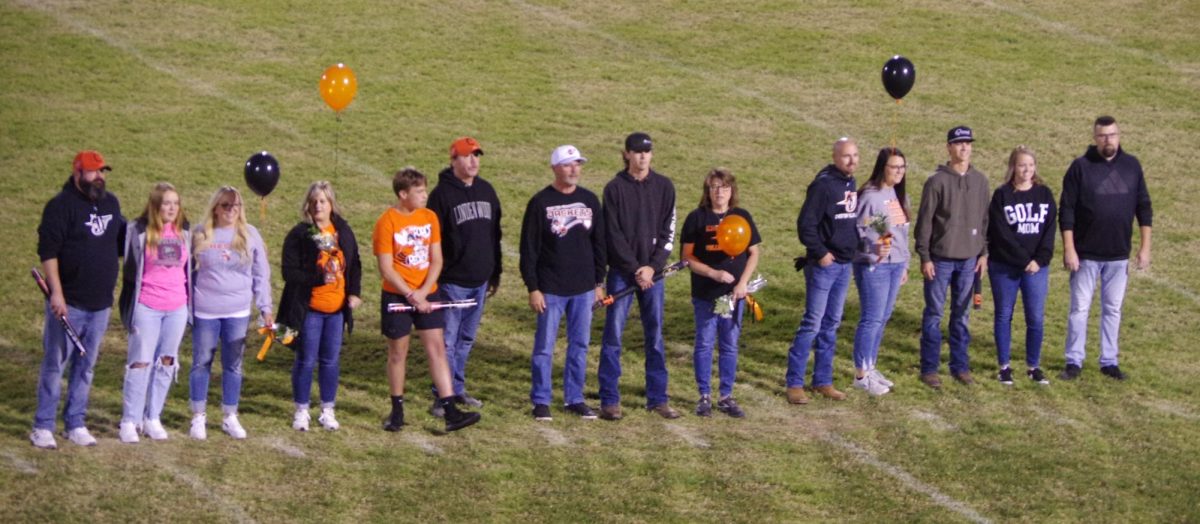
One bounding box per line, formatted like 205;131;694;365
380;288;446;339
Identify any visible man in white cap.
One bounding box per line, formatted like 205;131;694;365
519;145;606;421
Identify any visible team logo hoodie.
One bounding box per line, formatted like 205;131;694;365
797;164;858;263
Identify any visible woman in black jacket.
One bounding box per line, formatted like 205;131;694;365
278;181;362;431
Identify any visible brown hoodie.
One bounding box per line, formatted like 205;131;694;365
914;163;990;263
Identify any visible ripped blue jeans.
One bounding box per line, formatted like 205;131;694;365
121;303;187;425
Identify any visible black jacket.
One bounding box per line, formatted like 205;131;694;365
1059;146;1153;261
427;168;503;287
277;215;362;339
797;164;858;263
603;169;676;275
37;177;125;311
987;184;1056;269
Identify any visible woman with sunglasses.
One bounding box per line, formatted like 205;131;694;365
188;186;273;439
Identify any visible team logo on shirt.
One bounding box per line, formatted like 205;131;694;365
394;224;432;269
1003;203;1051;234
835;191;858;218
546;203;593;237
86;213;113;236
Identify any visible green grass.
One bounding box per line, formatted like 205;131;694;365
2;0;1199;521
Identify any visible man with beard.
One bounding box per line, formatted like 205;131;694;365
31;150;125;449
1058;116;1152;381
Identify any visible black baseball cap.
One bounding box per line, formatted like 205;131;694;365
947;126;974;144
624;132;653;152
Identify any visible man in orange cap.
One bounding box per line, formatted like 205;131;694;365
31;150;125;449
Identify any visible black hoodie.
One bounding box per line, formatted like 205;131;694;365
37;177;125;311
797;164;858;263
428;168;503;287
603;169;676;275
1059;145;1152;261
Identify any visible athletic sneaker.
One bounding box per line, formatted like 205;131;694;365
564;403;597;420
143;419;169;441
223;413;247;439
119;421;140;443
869;369;894;388
457;394;484;408
65;427;97;447
1058;364;1082;381
1100;365;1127;381
853;375;890;396
716;396;746;418
30;428;57;450
532;404;552;421
190;413;208;440
383;406;405;432
317;408;340;431
292;409;311;432
1028;368;1050;385
443;407;481;432
998;367;1014;385
429;400;445;419
695;395;712;417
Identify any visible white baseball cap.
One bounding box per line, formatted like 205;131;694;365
550;145;588;167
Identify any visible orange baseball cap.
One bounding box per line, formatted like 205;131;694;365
73;150;111;173
449;137;484;158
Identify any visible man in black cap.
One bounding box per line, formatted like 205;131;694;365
914;126;990;389
596;132;679;420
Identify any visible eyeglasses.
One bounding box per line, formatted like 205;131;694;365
886;164;907;170
708;185;732;191
219;203;243;210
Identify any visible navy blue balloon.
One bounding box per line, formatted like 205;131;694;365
881;55;916;100
244;151;280;197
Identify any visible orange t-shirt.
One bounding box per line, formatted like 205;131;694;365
372;207;441;295
309;224;347;314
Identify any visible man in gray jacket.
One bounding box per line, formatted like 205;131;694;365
914;126;990;388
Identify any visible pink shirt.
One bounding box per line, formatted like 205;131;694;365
139;223;188;311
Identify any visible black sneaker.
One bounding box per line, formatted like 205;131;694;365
1100;365;1127;381
695;395;712;417
444;410;481;432
1028;368;1050;385
1058;364;1082;381
716;396;746;418
383;406;405;432
532;404;552;421
998;367;1014;385
564;403;597;420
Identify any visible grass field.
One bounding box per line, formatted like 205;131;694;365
2;0;1199;521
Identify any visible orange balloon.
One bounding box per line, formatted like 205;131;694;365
318;63;358;112
716;214;751;257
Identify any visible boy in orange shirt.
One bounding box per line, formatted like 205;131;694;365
373;167;481;432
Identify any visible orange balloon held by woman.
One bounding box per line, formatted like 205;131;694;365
318;63;358;112
716;214;751;257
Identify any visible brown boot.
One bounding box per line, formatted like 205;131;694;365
920;372;943;389
951;370;975;385
786;386;810;405
811;385;846;401
599;404;623;421
648;403;681;419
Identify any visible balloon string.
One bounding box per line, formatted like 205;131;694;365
891;99;898;151
334;112;342;177
260;197;266;223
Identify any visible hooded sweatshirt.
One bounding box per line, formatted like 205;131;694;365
987;184;1056;269
427;167;503;287
37;177;125;311
1059;145;1153;261
914;163;990;262
603;169;676;275
797;164;858;263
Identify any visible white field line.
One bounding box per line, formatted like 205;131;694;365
262;437;306;458
2;451;38;474
1141;399;1200;421
664;423;710;448
534;426;570;446
909;409;958;432
161;460;257;524
405;433;444;455
1137;271;1200;309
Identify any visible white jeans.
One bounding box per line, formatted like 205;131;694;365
1065;259;1128;367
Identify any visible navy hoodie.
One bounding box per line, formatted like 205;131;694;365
1059;145;1152;261
797;164;858;263
37;177;125;311
427;168;503;287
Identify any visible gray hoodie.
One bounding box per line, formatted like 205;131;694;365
914;163;989;263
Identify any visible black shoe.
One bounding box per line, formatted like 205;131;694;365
1100;365;1127;381
1027;368;1050;385
1058;364;1082;381
695;395;712;417
716;396;745;418
383;407;405;432
564;403;597;420
998;367;1014;385
532;404;552;421
444;410;481;432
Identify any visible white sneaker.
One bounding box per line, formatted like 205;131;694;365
65;427;97;447
190;413;207;440
292;409;310;432
119;422;140;443
869;368;894;388
853;375;891;396
222;413;247;439
30;428;57;449
317;408;340;431
142;419;169;441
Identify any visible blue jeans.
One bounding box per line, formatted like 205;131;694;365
1065;259;1128;367
293;310;343;407
989;261;1049;368
530;290;593;406
785;261;851;388
439;282;488;396
852;262;905;371
920;257;977;375
692;297;742;398
34;304;110;431
122;303;187;424
190;315;250;413
598;269;668;407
